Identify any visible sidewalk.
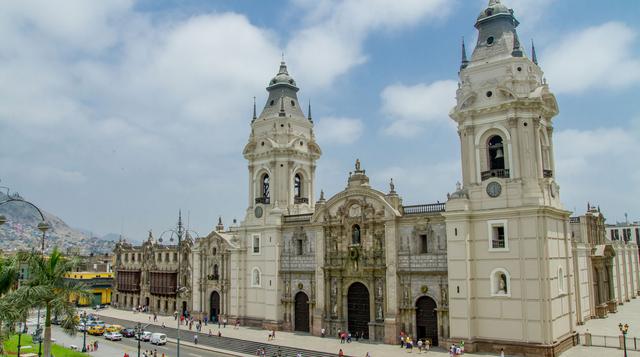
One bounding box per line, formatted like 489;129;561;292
88;308;451;357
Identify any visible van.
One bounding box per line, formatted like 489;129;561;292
150;333;167;345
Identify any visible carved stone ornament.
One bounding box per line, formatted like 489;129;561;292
349;204;362;218
421;285;429;294
297;282;304;290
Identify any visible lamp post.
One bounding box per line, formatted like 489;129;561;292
80;312;88;352
158;211;197;357
619;323;629;357
0;192;50;357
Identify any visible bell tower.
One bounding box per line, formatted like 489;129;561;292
445;1;576;355
243;60;322;224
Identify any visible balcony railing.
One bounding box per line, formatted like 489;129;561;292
569;217;580;223
283;213;313;224
403;203;446;215
481;169;510;181
294;197;309;204
255;197;270;204
543;169;553;178
492;239;506;249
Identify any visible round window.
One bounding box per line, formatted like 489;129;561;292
487;36;494;45
486;91;493;98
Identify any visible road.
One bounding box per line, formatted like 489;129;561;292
51;325;235;357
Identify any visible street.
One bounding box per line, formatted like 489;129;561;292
50;325;236;357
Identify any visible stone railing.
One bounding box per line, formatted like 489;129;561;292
283;213;313;224
403;203;446;215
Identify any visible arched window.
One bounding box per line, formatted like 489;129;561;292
294;174;302;198
487;135;505;170
262;174;270;200
352;224;361;245
212;247;217;256
490;268;510;297
558;266;565;294
252;268;261;287
213;264;219;279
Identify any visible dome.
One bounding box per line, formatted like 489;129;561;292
476;0;512;23
268;61;297;88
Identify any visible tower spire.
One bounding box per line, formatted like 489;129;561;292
511;30;523;57
531;39;538;65
460;37;469;70
307;100;313;122
252;96;257;121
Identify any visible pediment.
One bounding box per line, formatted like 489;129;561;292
311;188;400;223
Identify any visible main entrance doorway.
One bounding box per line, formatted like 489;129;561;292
210;291;220;322
415;296;438;346
294;292;310;332
347;282;370;339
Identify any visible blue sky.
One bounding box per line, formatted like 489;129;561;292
1;0;639;241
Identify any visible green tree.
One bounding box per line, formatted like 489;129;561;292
0;254;21;354
6;248;89;357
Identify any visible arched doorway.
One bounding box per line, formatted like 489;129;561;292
210;291;220;322
294;292;310;332
347;282;370;339
416;296;438;346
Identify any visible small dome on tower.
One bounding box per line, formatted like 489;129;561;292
268;61;297;88
476;0;513;24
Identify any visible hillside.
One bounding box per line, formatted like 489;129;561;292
0;192;115;255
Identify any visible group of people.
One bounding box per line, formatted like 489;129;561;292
337;329;366;343
448;342;464;356
85;340;99;352
399;332;432;353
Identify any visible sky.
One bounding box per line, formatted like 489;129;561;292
1;0;639;241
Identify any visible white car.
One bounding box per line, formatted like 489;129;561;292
150;333;167;345
77;324;86;332
136;331;152;341
104;332;123;341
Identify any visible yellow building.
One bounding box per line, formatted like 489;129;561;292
65;272;113;306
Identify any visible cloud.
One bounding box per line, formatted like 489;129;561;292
543;22;640;94
0;3;284;237
286;0;453;89
555;125;640;220
315;117;364;145
380;80;458;137
506;0;556;28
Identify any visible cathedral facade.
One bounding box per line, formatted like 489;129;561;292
113;1;640;355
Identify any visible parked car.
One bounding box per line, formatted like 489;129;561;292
150;333;167;345
104;332;123;341
87;326;105;336
106;324;123;333
77;323;87;332
121;328;136;338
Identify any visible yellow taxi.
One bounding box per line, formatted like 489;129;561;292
87;325;105;336
106;324;123;333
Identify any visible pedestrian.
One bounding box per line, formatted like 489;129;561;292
174;310;178;320
399;334;405;348
209;328;213;337
94;340;98;350
218;315;221;328
425;339;430;351
162;322;165;328
347;332;352;343
417;339;423;353
194;334;198;345
500;347;505;357
296;352;302;357
153;313;157;322
153;349;158;357
204;316;208;326
321;327;326;338
272;329;276;340
366;352;371;357
339;349;344;357
218;330;222;337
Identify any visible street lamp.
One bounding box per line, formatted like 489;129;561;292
80;312;88;352
619;323;629;357
158;211;197;357
0;193;50;357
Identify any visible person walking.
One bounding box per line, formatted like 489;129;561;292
338;349;344;357
194;334;198;345
321;327;326;338
500;348;505;357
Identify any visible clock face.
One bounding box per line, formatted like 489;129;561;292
486;181;502;198
254;206;263;218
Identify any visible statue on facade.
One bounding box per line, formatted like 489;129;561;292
376;304;383;320
376;279;384;298
355;158;361;171
498;273;508;294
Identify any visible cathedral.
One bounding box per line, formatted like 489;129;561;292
113;1;640;356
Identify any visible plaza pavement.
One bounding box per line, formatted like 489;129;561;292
89;301;640;357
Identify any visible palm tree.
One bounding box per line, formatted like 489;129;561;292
0;255;21;354
7;248;89;357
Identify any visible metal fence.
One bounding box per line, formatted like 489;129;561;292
580;333;640;351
